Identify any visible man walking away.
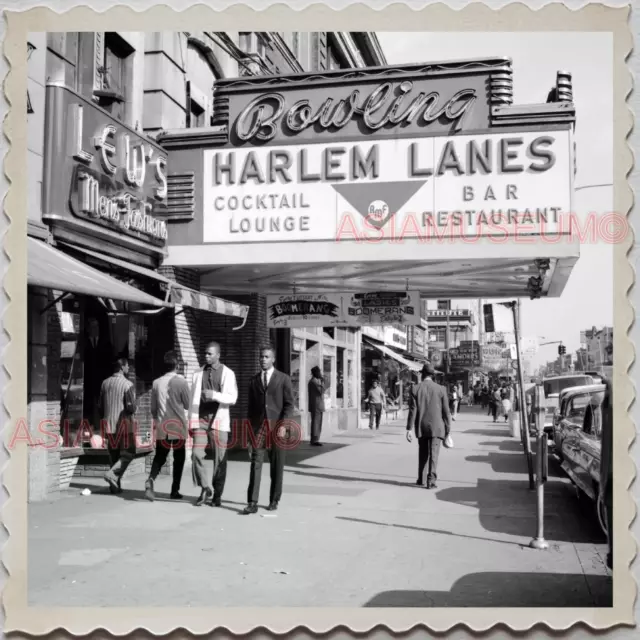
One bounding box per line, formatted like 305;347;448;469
102;358;137;494
145;351;191;501
406;363;452;489
308;366;325;446
243;345;294;515
365;379;386;430
189;342;238;507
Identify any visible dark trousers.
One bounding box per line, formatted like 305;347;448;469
107;440;136;482
310;410;323;443
247;433;286;505
148;438;186;494
491;402;498;421
369;403;383;429
417;436;442;484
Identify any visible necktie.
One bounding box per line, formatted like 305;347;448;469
263;371;268;389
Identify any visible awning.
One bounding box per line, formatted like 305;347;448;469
363;336;422;373
28;237;171;308
59;242;249;321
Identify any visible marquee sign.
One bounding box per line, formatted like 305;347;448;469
266;291;421;328
43;84;169;248
212;59;507;147
203;129;571;244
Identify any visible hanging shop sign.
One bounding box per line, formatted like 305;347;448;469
266;291;421;328
384;326;408;351
42;84;169;249
408;324;427;357
449;341;481;367
481;343;506;370
212;59;507;147
203;129;571;244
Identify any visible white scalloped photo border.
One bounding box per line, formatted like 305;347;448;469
1;2;636;635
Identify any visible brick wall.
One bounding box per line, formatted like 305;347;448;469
60;456;79;489
200;293;269;448
27;288;62;502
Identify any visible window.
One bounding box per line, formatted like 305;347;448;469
328;44;341;70
97;33;134;122
188;97;206;128
567;395;590;422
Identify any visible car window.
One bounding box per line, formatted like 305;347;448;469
567;395;590;421
543;377;594;396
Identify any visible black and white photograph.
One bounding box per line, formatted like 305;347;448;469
2;4;635;634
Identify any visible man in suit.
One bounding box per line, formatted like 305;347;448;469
188;341;238;507
243;345;294;515
406;362;451;489
307;366;325;446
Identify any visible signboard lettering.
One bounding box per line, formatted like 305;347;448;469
235;83;477;143
43;86;169;249
266;291;421;328
203;130;571;244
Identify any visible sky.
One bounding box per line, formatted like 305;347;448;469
377;32;614;368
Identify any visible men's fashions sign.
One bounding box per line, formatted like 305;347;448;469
203;129;571;244
266;291;421;328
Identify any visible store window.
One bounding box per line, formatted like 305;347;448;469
336;347;345;408
346;357;354;408
290;336;303;411
322;348;334;410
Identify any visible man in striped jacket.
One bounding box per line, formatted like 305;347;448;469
101;358;137;494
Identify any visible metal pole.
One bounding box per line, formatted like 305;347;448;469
512;300;535;490
529;384;549;549
445;309;451;375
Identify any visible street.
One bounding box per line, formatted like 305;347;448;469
28;405;611;608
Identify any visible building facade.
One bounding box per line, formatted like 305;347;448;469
26;31;386;501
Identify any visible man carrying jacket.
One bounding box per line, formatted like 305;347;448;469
189;341;238;507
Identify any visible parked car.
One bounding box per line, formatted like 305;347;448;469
553;385;607;533
526;374;594;438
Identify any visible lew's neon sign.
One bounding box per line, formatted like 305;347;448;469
235;81;477;144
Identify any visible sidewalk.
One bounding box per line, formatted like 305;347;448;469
28;406;611;607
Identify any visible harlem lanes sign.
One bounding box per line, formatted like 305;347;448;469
211;58;510;146
202;128;573;244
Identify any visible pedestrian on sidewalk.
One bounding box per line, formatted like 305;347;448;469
189;342;238;507
365;379;386;430
491;386;501;422
144;351;191;502
243;345;294;515
500;385;512;424
101;358;137;495
307;366;325;446
448;384;459;421
406;363;452;490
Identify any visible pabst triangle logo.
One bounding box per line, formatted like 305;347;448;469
332;181;428;228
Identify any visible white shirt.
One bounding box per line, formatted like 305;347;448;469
262;367;275;387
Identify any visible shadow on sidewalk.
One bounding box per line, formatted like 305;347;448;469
226;442;349;467
435;478;606;543
465;452;564;479
289;469;414;488
336;515;527;548
478;440;524;453
460;427;512;438
364;572;612;607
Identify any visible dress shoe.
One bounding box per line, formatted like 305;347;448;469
242;502;258;515
426;482;438;490
104;472;121;494
267;501;279;511
144;485;155;502
211;496;222;507
415;479;424;486
311;441;323;446
170;491;183;500
195;488;213;506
